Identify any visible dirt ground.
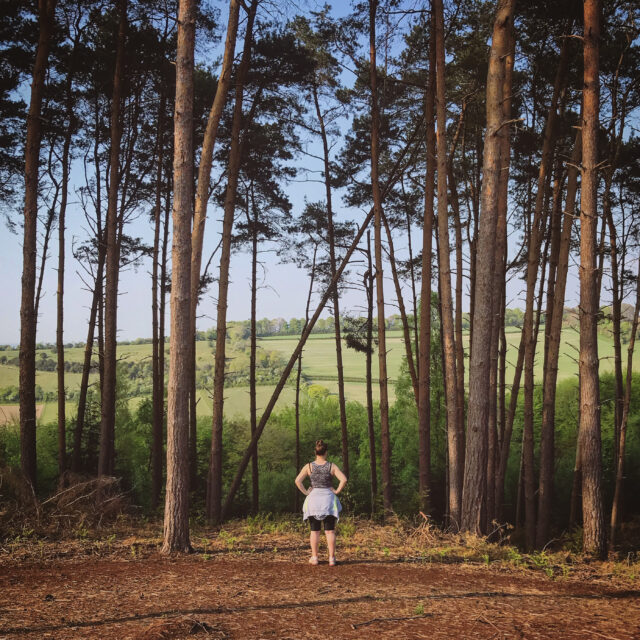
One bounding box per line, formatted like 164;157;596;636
1;546;639;640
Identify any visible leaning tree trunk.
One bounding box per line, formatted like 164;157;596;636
369;0;392;516
579;0;606;557
207;0;258;523
162;0;196;555
19;0;57;491
189;0;240;490
417;18;436;514
462;0;515;535
99;0;127;478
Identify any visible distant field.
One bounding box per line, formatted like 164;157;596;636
260;329;406;383
0;404;43;426
0;325;637;424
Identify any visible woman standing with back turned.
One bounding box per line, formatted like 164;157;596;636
295;439;347;566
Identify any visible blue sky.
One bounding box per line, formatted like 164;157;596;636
0;0;587;345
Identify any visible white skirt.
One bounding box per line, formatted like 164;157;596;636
302;487;342;521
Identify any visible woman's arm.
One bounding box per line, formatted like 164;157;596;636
331;464;347;495
294;465;311;496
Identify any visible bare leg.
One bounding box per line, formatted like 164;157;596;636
309;530;320;564
326;530;336;564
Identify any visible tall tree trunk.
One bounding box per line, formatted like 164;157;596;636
610;258;640;549
405;207;419;362
487;28;514;527
159;172;171;469
418;15;436;515
536;130;581;548
73;101;105;472
312;82;349;477
151;93;167;510
382;213;418;399
579;0;605;557
99;0;127;478
249;184;259;513
162;0;196;555
207;0;258;523
369;0;392;515
295;244;318;511
56;65;77;478
98;278;104;395
521;39;569;549
462;0;515;535
434;0;462;529
19;0;57;491
605;199;623;466
450;171;465;490
189;0;241;491
365;231;378;512
73;251;104;471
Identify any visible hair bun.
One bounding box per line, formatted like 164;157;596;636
314;439;328;455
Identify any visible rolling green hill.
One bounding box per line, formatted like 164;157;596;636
0;324;638;424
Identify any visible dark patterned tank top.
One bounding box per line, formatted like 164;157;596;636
309;461;333;488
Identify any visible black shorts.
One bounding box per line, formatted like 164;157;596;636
308;515;336;532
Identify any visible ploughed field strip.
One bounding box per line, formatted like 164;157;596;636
1;555;639;639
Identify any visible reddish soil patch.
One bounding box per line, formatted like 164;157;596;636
1;553;638;639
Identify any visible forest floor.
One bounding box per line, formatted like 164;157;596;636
1;517;639;640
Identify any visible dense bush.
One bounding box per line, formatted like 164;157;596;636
2;367;639;531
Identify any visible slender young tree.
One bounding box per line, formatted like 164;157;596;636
368;0;392;515
434;0;462;528
520;39;569;549
55;16;82;477
610;258;640;549
579;0;605;557
162;0;196;555
418;14;436;515
536;129;581;548
364;231;378;510
72;99;105;472
20;0;57;490
151;92;167;510
98;0;127;478
312;82;350;478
